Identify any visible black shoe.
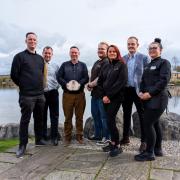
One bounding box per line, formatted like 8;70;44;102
134;151;155;161
35;139;48;146
88;135;101;141
109;146;123;157
16;145;26;158
139;142;147;153
102;144;111;152
154;148;163;157
120;137;130;145
51;139;58;146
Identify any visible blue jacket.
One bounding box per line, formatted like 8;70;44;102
123;52;150;93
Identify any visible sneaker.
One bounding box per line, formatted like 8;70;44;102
35;139;48;146
154;148;163;157
109;146;123;157
16;144;26;158
134;151;155;161
96;137;111;146
88;135;101;141
120;137;130;145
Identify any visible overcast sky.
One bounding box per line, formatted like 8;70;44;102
0;0;180;74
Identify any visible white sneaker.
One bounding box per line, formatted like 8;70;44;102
96;137;111;146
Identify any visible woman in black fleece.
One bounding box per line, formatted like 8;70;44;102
98;45;128;157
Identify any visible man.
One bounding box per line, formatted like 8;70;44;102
121;36;150;152
11;32;46;158
87;42;110;145
42;46;60;146
57;46;89;145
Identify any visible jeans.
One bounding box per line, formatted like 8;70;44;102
91;97;110;139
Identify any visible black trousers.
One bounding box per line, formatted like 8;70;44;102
144;108;165;153
122;87;145;142
19;95;45;145
43;89;59;139
104;99;121;146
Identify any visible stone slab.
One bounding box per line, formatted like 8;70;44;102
150;169;173;180
0;153;29;163
44;170;95;180
173;172;180;180
0;162;15;174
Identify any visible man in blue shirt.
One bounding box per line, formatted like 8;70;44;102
121;36;150;152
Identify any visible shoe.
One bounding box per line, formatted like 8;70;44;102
154;148;163;157
35;139;48;146
16;145;26;158
102;144;111;152
120;137;130;145
109;146;123;157
88;135;101;141
51;139;58;146
96;137;111;146
134;151;155;161
64;140;71;147
76;134;84;144
139;142;147;153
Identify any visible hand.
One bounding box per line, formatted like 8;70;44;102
103;96;110;104
138;92;144;99
87;84;93;91
140;92;151;100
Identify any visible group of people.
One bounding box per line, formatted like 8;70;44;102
10;32;171;161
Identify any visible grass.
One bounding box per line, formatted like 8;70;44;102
0;138;19;153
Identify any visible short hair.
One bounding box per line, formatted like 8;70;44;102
26;32;37;38
43;46;53;52
98;41;109;48
128;36;139;44
70;46;79;51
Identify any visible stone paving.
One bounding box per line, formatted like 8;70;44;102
0;138;179;180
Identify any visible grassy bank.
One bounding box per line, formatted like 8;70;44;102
0;138;19;152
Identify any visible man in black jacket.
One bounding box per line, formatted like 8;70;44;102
57;46;89;145
11;32;46;158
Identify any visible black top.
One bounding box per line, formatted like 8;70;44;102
11;49;44;96
98;59;128;101
140;57;171;109
57;60;89;93
90;57;108;98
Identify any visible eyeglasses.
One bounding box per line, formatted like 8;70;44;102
148;47;158;51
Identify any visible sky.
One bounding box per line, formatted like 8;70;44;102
0;0;180;74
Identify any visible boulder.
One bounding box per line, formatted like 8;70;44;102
133;112;180;140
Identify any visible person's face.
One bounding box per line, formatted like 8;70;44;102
69;48;80;61
25;34;37;51
148;43;161;59
107;47;117;61
43;48;53;62
98;44;108;59
127;38;139;54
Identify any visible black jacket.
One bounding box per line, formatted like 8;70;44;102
140;57;171;109
90;57;108;98
57;60;89;93
10;50;44;96
98;59;128;101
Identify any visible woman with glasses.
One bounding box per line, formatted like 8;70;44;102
135;38;171;161
98;45;128;157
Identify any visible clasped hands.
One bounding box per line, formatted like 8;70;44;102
138;92;151;100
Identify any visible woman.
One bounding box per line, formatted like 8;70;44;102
98;45;128;157
135;38;171;161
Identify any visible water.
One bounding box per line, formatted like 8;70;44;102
0;88;180;124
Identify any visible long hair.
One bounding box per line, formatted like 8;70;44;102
107;45;125;64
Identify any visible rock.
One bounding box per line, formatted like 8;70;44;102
83;110;124;139
133;112;180;140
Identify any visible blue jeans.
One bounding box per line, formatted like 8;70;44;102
91;97;110;139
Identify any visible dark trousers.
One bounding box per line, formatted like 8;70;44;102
104;99;121;146
43;89;59;140
122;87;145;142
144;108;165;153
19;95;45;146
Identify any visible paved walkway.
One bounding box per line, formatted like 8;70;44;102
0;138;179;180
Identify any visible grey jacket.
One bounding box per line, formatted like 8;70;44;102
123;52;150;93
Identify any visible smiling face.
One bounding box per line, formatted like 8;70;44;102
69;47;80;62
148;43;162;59
25;33;37;51
43;48;53;62
97;43;108;59
107;47;118;61
127;38;139;55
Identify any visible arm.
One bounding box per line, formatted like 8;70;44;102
79;63;89;86
56;63;67;89
10;54;21;86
